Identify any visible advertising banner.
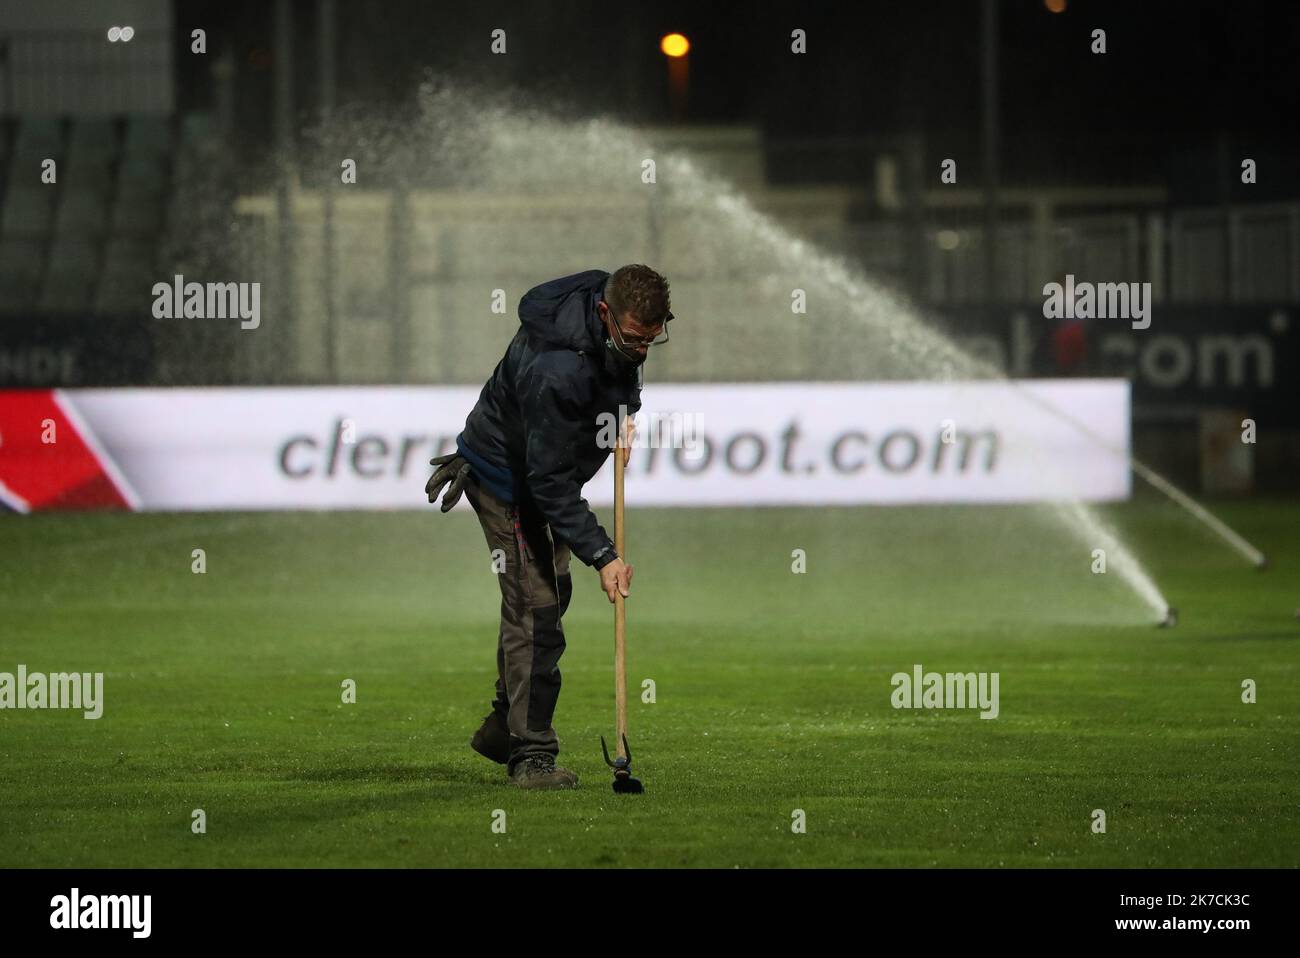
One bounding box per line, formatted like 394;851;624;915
0;381;1131;511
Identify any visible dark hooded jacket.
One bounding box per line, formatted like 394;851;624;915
456;270;642;568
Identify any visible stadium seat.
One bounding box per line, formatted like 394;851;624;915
38;239;99;312
110;195;165;237
117;152;169;197
12;116;63;158
0;187;56;238
5;153;56;192
5;119;62;193
63;151;116;195
68;118;118;164
54;190;110;236
0;237;45;308
123;115;172;157
95;239;155;312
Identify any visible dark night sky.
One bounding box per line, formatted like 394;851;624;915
177;0;1300;192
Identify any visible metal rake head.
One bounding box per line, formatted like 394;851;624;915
600;734;644;794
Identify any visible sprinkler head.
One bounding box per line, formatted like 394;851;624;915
1159;606;1179;628
1256;555;1270;571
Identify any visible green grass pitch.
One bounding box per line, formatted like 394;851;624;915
1;498;1297;867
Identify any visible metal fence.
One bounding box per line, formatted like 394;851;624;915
210;185;1300;387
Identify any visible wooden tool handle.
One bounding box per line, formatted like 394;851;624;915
613;425;628;759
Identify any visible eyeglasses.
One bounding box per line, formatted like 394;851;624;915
606;305;672;347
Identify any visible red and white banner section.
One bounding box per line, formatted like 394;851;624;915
0;381;1130;511
0;390;139;511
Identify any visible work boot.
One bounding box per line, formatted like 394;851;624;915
470;710;511;765
510;753;579;790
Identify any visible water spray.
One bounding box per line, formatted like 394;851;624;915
656;152;1267;592
282;82;1261;625
1005;382;1268;570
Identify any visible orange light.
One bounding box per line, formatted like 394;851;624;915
1044;0;1067;12
660;33;690;58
